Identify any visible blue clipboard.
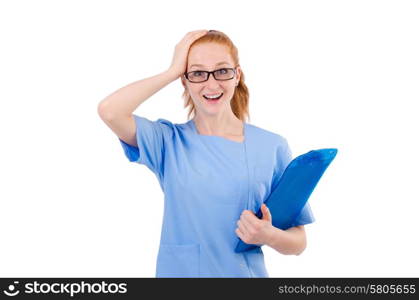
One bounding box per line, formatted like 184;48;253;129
235;148;338;253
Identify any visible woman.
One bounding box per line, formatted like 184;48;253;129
97;29;314;277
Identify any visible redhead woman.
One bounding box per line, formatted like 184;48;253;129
98;29;314;277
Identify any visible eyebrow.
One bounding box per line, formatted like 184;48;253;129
189;61;231;69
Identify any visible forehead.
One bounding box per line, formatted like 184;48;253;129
188;43;234;69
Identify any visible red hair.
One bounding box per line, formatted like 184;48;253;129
182;30;250;122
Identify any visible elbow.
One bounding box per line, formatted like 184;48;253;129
293;225;307;256
294;244;306;256
294;236;307;256
97;100;115;122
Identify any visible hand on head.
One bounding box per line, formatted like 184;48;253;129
168;30;209;78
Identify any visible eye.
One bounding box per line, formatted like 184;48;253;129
192;71;205;76
217;68;228;74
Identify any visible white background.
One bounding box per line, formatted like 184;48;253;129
1;0;418;277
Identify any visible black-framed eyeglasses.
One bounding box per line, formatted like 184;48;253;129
184;67;236;83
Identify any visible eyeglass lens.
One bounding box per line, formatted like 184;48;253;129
187;68;235;82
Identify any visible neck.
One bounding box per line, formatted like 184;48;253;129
193;111;243;136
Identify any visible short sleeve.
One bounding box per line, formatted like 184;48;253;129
270;136;293;191
291;202;315;226
271;136;315;227
118;114;173;181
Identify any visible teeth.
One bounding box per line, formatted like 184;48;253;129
204;93;222;99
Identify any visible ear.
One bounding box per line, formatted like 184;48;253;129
235;65;242;85
181;76;187;88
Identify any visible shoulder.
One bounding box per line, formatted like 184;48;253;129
132;115;192;140
246;123;289;149
132;114;183;130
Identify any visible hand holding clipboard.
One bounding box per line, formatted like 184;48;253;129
235;148;338;253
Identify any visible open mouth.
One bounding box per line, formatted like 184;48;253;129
203;93;223;102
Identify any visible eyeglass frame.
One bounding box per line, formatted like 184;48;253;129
183;67;237;83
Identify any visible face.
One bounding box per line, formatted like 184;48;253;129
182;42;241;117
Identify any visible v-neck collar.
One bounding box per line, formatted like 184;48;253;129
189;119;247;144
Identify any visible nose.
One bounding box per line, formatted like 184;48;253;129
205;73;221;89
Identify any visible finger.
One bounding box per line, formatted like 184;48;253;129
262;204;272;221
239;215;254;231
184;30;208;43
187;29;207;34
192;29;208;35
241;209;255;218
235;227;246;240
241;210;259;227
237;219;250;234
184;30;207;40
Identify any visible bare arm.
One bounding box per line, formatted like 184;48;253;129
265;225;307;255
97;30;208;147
236;205;308;256
97;70;178;147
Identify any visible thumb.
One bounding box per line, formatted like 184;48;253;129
261;204;272;222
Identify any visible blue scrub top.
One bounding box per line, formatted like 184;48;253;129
119;115;315;277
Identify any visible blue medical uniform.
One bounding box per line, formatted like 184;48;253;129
119;115;315;277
